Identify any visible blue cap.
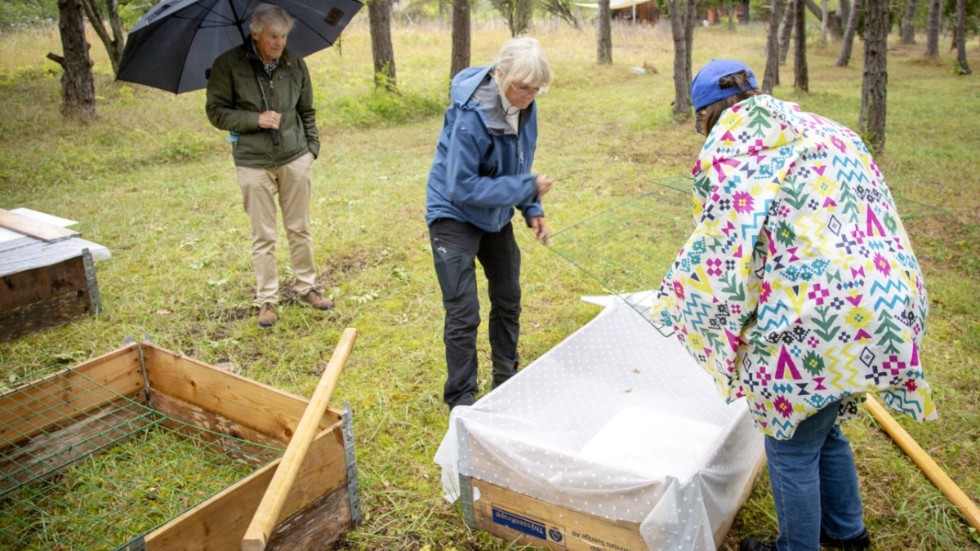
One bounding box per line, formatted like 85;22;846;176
690;59;759;111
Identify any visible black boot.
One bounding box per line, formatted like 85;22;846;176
740;538;777;551
820;528;871;550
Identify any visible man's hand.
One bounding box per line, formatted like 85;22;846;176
535;174;554;198
530;216;549;244
257;110;281;130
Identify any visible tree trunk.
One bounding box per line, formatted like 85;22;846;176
837;0;862;66
900;0;917;44
450;0;471;79
820;0;829;46
53;0;96;122
779;0;795;63
684;0;697;84
368;0;396;91
803;0;842;40
924;0;940;57
954;0;971;73
793;0;808;91
859;0;888;153
763;0;784;92
668;0;691;119
597;0;612;65
80;0;124;74
839;0;851;27
727;0;735;31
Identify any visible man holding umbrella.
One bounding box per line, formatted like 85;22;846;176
206;3;333;328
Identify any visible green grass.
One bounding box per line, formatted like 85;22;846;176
1;17;978;551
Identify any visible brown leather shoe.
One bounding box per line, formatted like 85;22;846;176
257;302;277;328
299;289;334;310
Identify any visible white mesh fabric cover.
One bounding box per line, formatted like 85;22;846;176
435;296;764;551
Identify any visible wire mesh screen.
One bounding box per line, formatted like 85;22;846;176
0;360;283;550
548;177;951;336
548;177;696;335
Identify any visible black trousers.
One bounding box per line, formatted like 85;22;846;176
429;219;522;408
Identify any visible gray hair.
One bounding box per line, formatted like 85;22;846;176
249;3;294;34
493;37;553;94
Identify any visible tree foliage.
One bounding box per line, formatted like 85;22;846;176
0;0;58;29
491;0;533;36
537;0;579;27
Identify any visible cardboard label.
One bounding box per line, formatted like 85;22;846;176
491;506;566;546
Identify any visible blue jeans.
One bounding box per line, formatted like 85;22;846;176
765;403;866;551
429;219;522;408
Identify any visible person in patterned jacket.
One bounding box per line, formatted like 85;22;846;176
652;59;937;551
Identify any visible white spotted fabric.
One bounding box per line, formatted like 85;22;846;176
435;296;764;551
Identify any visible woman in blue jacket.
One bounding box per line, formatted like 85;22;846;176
426;37;555;410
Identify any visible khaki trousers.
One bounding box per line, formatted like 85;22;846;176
236;152;316;305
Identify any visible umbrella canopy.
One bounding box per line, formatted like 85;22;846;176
117;0;362;94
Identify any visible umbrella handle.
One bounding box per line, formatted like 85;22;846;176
253;71;280;146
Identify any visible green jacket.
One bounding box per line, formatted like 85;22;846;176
206;41;320;168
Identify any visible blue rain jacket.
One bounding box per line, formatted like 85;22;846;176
425;66;543;233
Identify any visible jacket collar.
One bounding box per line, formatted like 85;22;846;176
243;36;293;68
452;65;530;136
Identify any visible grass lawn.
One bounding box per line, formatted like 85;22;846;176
0;15;978;550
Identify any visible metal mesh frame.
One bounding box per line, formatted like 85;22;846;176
547;177;949;336
548;178;696;335
0;357;283;550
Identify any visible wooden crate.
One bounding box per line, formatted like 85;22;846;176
459;459;763;551
0;207;109;343
0;248;101;343
0;342;360;550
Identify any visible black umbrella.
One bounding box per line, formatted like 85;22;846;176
117;0;362;94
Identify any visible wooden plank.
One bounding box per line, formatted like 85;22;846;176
143;426;349;551
267;483;352;551
0;208;78;243
243;327;357;551
0;397;153;495
150;390;288;457
0;255;93;342
141;345;333;441
0;347;144;446
471;479;647;551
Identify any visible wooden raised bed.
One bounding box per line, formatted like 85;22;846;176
0;342;360;550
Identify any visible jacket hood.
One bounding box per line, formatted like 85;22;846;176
450;65;515;136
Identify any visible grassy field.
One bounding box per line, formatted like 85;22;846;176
0;15;978;551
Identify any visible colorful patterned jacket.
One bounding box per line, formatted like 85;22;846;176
652;95;937;439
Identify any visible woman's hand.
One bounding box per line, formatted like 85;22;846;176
530;216;549;244
535;174;554;198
